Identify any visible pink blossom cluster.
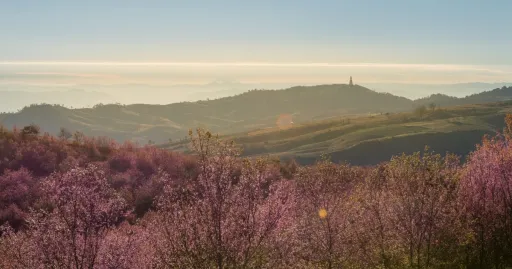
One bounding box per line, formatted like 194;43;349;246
1;125;512;268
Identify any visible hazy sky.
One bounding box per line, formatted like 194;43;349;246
1;0;512;85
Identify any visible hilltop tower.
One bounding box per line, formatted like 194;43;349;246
349;76;353;86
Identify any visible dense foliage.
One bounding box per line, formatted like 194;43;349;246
2;119;512;268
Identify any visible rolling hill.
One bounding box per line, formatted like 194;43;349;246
0;84;415;143
1;84;512;151
367;82;512;99
164;100;512;165
415;86;512;106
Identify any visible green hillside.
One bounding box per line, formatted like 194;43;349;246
0;84;415;143
2;84;511;149
164;101;512;165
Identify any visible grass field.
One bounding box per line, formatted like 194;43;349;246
164;101;512;165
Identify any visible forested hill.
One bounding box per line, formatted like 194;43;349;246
0;84;414;143
1;84;511;144
415;85;512;107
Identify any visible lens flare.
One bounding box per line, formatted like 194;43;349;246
318;208;327;219
276;114;294;130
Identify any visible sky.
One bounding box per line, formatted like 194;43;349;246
1;0;512;87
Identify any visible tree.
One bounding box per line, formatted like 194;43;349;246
429;103;436;111
294;161;361;268
150;129;294;268
504;114;512;139
21;124;40;137
354;150;463;269
1;165;127;269
415;105;428;118
385;151;462;268
58;127;73;140
0;168;38;230
73;131;85;144
96;223;156;269
460;124;512;268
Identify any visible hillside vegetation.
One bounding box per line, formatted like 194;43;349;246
0;84;413;144
2;122;512;268
165;100;512;165
416;85;512;106
0;84;418;144
2;84;511;153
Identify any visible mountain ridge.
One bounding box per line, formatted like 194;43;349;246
1;84;414;143
1;84;511;145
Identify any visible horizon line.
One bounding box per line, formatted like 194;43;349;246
0;61;507;67
1;61;511;74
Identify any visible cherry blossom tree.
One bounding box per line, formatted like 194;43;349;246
0;168;38;230
97;222;156;269
293;160;361;268
150;129;295;268
461;135;512;268
382;150;463;268
2;164;127;269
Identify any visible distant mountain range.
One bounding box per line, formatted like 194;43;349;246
3;81;511;113
415;86;512;107
0;81;302;112
366;82;512;99
1;84;512;145
0;89;116;112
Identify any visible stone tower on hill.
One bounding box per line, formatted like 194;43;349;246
349;76;353;86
